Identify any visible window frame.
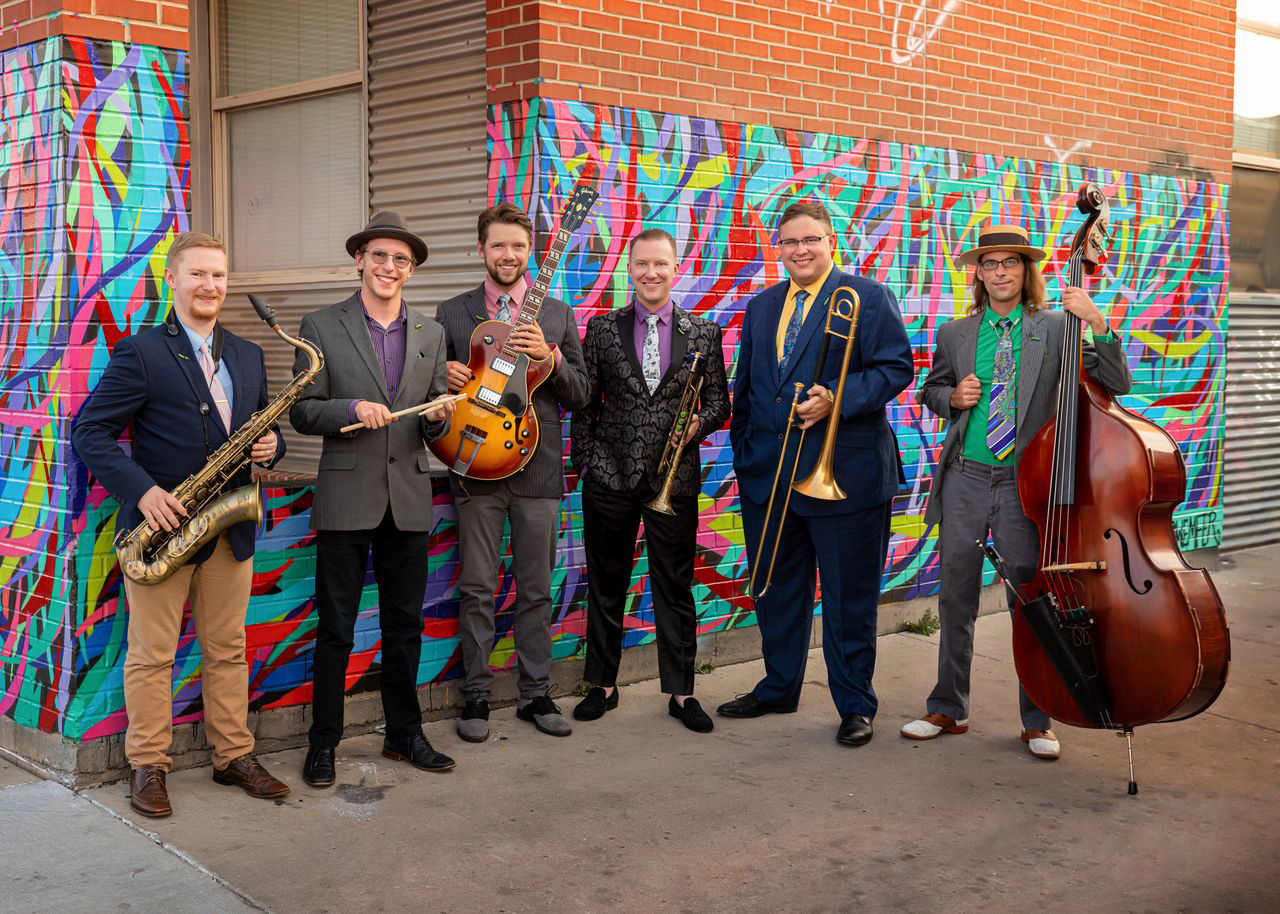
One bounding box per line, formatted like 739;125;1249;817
1235;17;1280;169
206;0;370;288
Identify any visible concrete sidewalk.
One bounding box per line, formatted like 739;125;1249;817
6;548;1278;914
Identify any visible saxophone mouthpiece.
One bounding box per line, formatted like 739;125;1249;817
248;294;278;327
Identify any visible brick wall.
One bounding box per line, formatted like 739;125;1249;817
0;0;188;51
487;0;1236;182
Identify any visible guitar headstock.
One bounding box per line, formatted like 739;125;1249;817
558;182;600;235
1073;183;1112;274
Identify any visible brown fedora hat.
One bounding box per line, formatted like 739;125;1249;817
345;210;428;265
957;223;1047;266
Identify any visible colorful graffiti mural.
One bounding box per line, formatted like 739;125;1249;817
488;95;1227;639
1;37;189;737
1;68;1227;744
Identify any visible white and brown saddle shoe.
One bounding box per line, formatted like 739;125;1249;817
900;711;969;740
1021;728;1062;760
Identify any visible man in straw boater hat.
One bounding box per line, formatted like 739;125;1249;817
903;223;1131;760
290;211;458;786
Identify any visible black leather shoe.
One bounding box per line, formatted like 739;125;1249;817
669;696;714;733
383;732;456;772
836;713;874;746
302;746;336;787
573;687;619;721
716;693;799;718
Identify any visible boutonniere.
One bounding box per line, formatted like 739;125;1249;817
472;313;486;323
415;322;422;329
177;353;190;361
1029;335;1041;342
677;317;691;334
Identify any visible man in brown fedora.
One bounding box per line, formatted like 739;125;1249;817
290;211;459;786
903;223;1131;760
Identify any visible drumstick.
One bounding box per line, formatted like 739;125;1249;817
339;393;467;433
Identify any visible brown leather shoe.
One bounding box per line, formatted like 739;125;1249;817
212;754;291;799
129;765;172;818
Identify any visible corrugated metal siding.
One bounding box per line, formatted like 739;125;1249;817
1223;293;1280;550
367;0;487;306
222;0;486;473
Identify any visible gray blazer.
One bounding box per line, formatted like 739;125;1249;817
918;307;1132;526
434;285;590;498
289;293;450;532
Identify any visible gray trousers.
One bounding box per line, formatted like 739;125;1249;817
930;457;1051;730
455;483;559;700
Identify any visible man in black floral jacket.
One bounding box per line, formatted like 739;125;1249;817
569;228;730;733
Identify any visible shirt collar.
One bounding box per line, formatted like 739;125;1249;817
484;276;528;310
985;302;1023;327
359;292;407;329
788;263;835;303
634;297;673;325
178;319;215;355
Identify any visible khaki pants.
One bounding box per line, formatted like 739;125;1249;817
121;534;254;770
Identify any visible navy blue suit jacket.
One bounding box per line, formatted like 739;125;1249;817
730;269;913;516
71;322;285;564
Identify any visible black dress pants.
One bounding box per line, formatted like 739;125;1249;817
582;479;699;695
309;506;431;747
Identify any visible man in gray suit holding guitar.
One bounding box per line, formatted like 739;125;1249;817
290;211;458;787
904;223;1131;760
434;203;589;743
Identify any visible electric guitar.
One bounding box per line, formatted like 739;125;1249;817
428;183;598;479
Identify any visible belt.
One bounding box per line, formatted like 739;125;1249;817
952;454;1016;476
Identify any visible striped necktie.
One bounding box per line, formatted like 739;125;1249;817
986;317;1016;460
198;343;232;432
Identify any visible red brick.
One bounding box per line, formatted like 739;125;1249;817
96;0;158;22
159;2;186;28
128;21;186;49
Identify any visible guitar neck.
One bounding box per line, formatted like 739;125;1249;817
513;226;572;328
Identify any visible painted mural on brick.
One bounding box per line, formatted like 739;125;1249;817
487;96;1227;654
0;38;189;737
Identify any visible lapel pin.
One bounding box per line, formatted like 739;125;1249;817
178;353;190;361
415;322;422;329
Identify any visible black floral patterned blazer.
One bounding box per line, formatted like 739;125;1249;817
570;302;730;498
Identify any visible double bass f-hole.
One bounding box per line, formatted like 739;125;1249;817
1103;528;1153;596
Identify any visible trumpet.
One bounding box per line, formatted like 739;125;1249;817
747;287;861;599
644;350;707;515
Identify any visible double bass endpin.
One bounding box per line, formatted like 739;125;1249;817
1119;729;1138;795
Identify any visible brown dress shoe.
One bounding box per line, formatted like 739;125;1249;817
212;754;291;799
129;765;172;818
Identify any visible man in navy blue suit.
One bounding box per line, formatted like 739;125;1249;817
718;201;914;746
72;232;289;817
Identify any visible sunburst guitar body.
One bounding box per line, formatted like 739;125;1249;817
429;320;556;479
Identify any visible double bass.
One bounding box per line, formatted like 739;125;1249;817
988;184;1229;792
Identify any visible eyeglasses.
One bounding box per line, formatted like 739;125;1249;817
362;248;414;270
779;234;830;252
979;256;1024;272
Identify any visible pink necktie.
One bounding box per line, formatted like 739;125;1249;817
198;343;232;431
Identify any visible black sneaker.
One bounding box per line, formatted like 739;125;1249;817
573;687;619;721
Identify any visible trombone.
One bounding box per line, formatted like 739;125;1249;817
747;286;862;599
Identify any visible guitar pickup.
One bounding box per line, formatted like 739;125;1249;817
490;358;516;376
476;386;502;407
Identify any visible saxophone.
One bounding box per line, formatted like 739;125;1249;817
114;294;324;585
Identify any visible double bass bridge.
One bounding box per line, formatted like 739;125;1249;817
1041;560;1107;573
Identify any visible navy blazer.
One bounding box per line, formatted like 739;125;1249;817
730;269;913;516
71;322;285;564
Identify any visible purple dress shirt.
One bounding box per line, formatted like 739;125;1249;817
633;297;674;380
347;294;408;421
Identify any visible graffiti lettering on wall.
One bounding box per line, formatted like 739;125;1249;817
1172;508;1223;552
0;38;188;735
877;0;962;65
